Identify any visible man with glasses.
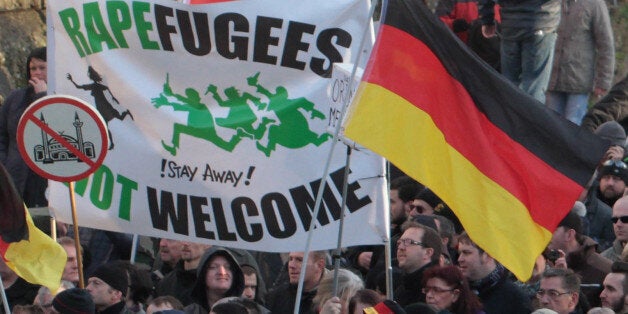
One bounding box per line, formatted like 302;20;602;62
537;268;581;314
457;231;532;314
393;221;442;307
602;196;628;262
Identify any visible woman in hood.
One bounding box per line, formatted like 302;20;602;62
184;247;244;314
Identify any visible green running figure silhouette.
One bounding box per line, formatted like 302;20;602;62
247;72;331;157
152;74;245;155
205;84;274;140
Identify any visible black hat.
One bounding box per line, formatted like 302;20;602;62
415;188;442;209
52;288;95;314
599;159;628;184
595;121;626;147
90;263;129;296
611;261;628;273
557;211;583;235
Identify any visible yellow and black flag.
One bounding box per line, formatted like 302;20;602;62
0;163;66;292
343;0;607;280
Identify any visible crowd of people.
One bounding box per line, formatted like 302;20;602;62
2;0;628;312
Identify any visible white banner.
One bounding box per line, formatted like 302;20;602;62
47;0;388;251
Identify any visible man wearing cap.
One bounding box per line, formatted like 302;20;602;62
52;288;96;314
602;196;628;262
596;159;628;208
85;263;130;314
600;261;628;312
549;211;612;306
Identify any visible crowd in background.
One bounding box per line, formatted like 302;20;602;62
2;0;628;312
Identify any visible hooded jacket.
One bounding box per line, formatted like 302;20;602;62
228;248;268;304
184;247;244;314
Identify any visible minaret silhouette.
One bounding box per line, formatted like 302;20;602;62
74;112;85;162
39;113;53;164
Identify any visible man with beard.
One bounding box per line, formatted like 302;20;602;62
155;241;211;306
600;261;628;312
596;159;628;208
152;238;184;284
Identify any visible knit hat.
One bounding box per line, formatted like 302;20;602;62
52;288;95;314
599;159;628;184
90;263;129;296
595;121;626;147
557;211;583;235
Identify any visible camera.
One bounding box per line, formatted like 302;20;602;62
544;249;560;263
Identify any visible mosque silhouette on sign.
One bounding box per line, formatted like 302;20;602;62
34;112;96;163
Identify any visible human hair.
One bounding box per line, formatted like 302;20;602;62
210;301;248;314
313;269;364;311
241;264;256;276
390;176;422;202
587;307;616;314
541;268;581;293
57;236;84;256
401;220;443;264
434;215;455;241
348;289;384;314
213;296;262;314
458;231;484;254
147;295;184;310
109;260;153;304
309;250;330;264
12;304;44;314
422;266;483;314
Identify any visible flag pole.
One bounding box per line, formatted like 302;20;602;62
293;1;379;312
68;182;85;288
130;234;139;264
0;274;10;314
331;145;353;297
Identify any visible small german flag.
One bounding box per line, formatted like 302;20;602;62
343;0;607;280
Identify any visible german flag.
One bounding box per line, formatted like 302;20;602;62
0;163;66;292
343;0;607;280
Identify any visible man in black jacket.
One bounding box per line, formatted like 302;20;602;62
458;232;533;314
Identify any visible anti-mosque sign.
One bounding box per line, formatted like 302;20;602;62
47;0;389;250
17;95;108;182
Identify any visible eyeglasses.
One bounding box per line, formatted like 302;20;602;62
397;238;427;248
536;289;572;299
603;159;628;169
410;204;427;213
422;286;455;294
611;216;628;224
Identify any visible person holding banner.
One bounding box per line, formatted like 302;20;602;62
0;47;48;208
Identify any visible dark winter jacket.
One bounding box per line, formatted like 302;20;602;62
478;0;561;40
184;247;244;314
582;75;628;132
